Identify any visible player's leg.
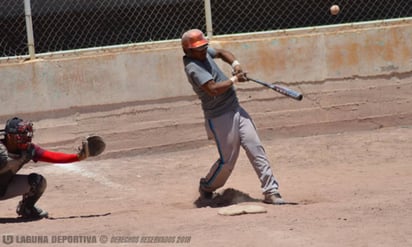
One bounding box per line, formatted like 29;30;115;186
0;174;31;200
199;110;241;197
238;107;284;204
8;173;49;219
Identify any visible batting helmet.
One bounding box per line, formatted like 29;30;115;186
181;29;208;51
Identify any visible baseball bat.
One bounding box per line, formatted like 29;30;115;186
246;77;303;101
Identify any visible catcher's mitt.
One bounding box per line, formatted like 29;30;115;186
78;135;106;160
86;135;106;156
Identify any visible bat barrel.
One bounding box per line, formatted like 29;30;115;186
247;77;303;101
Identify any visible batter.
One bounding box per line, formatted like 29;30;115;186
181;29;284;204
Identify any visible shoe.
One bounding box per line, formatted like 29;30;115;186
263;192;285;205
198;186;214;200
16;202;48;219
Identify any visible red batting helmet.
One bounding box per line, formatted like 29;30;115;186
181;29;208;51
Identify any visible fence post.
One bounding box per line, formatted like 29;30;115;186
204;0;213;39
24;0;36;59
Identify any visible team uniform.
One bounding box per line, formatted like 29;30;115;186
0;143;80;197
0;117;86;219
183;47;281;198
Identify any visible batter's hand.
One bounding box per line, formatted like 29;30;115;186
233;64;243;75
235;71;249;82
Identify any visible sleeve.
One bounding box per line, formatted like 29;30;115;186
188;65;213;87
207;47;217;58
33;144;80;163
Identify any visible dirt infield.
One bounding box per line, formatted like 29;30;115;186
1;75;412;246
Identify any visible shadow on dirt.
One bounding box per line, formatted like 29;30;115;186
0;217;43;224
47;212;111;220
194;188;261;208
194;188;300;208
0;212;111;223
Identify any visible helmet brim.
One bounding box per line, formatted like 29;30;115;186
189;39;208;49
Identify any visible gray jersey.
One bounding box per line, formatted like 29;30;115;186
183;47;239;119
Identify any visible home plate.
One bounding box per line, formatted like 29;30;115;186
218;204;267;216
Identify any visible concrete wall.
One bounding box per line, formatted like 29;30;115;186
1;19;411;117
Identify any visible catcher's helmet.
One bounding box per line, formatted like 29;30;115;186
4;117;34;144
181;29;208;51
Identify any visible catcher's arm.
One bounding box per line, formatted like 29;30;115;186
31;144;79;163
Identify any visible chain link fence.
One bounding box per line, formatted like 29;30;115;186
1;0;411;58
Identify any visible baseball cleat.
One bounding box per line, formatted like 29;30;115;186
263;193;285;205
16;202;48;219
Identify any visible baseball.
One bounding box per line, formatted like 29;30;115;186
330;5;340;15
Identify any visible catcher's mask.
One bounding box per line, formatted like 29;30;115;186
5;117;34;149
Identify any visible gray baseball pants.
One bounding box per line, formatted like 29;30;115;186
200;106;280;195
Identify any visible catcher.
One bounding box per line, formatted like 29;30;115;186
0;117;102;219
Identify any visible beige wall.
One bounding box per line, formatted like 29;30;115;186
1;19;411;117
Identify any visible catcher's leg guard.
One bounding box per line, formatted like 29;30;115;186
16;173;48;219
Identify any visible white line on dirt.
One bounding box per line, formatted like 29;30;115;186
52;163;132;191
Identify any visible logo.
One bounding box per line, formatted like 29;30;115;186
2;235;14;245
